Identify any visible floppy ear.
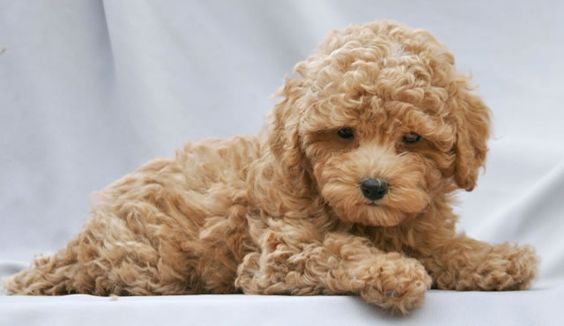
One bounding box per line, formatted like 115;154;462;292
248;77;316;216
450;86;491;191
268;78;308;179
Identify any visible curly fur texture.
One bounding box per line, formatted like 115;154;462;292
4;21;538;314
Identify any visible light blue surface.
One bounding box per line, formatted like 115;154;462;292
1;1;563;325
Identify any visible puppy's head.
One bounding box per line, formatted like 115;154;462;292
269;21;490;226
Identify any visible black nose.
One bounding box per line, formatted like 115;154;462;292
360;178;389;201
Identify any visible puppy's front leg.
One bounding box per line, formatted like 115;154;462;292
417;234;538;290
236;227;431;313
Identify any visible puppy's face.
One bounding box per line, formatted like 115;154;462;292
301;100;455;226
271;22;490;226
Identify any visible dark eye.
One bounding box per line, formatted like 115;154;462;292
337;127;354;139
402;132;421;144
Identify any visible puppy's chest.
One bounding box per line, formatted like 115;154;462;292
350;225;413;254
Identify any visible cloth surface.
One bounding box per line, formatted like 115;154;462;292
1;0;563;325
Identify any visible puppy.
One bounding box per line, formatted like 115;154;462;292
4;21;537;313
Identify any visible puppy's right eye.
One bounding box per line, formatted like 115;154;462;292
337;128;354;139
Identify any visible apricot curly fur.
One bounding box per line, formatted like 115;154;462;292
4;21;538;314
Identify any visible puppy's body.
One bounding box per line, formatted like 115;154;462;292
5;21;537;313
7;136;261;295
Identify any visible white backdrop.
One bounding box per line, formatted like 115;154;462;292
1;1;564;324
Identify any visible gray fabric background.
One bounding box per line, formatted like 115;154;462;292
1;1;564;324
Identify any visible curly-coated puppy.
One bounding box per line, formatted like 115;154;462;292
4;21;537;313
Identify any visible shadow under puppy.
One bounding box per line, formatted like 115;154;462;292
4;21;538;314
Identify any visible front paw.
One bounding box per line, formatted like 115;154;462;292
474;244;538;290
234;252;261;293
360;254;432;314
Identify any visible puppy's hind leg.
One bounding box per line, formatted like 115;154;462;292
3;239;82;295
4;209;163;296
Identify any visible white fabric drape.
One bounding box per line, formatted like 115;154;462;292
1;1;563;325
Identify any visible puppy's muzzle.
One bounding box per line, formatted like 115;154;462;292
360;177;389;201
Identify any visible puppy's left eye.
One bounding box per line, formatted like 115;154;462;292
337;127;354;139
402;132;422;144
